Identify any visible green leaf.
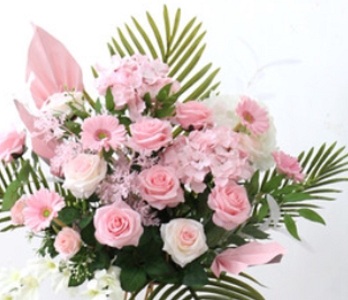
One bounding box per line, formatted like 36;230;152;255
284;214;300;240
58;207;80;225
105;87;115;112
283;192;313;202
183;261;208;287
298;208;326;225
2;180;21;211
80;221;97;246
89;250;111;272
242;224;269;240
79;214;93;229
120;266;148;292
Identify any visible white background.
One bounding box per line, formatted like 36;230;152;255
0;0;348;299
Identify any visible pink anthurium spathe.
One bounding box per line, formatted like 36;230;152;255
26;25;83;109
211;241;286;277
14;100;57;160
15;25;84;160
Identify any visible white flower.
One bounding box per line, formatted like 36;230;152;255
82;266;124;300
41;91;84;116
160;218;208;267
240;119;277;170
203;94;240;128
63;153;107;198
16;273;40;300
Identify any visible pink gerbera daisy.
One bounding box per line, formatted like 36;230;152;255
81;115;126;151
235;96;269;135
23;189;65;233
273;150;305;182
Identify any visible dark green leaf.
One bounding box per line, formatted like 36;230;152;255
183;261;208;287
89;250;111;272
120;266;147;292
79;214;93;229
298;209;326;225
284;214;300;240
80;221;97;246
58;207;80;225
242;224;269;239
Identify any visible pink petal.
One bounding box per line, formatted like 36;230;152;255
26;25;83;108
14;100;57;159
211;241;285;277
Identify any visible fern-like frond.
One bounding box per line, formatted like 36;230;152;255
253;142;348;239
0;155;52;230
127;272;264;300
107;5;220;101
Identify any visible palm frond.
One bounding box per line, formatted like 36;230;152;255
108;5;220;101
0;155;51;230
127;272;265;300
253;142;348;239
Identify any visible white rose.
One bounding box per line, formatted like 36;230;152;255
63;153;107;198
160;218;208;267
41;91;84;116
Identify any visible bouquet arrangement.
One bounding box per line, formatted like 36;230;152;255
0;6;347;300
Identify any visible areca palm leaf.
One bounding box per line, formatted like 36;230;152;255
107;5;220;101
127;272;265;300
253;142;348;239
0;155;50;231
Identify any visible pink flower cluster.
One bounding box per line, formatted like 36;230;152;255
95;54;179;119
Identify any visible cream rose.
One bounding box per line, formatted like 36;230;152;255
160;218;208;267
63;153;107;198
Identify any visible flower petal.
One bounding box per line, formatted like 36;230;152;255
26;25;83;108
14;100;57;159
211;241;285;277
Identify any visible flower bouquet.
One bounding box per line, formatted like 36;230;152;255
0;5;347;300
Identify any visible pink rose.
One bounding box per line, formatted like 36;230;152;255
272;151;305;182
129;118;172;153
63;154;107;199
94;201;143;249
175;101;213;130
10;196;27;225
54;227;82;259
160;218;208;267
208;183;251;230
0;129;26;162
138;165;184;210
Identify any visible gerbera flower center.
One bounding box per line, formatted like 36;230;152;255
243;111;254;123
95;130;111;141
42;208;51;218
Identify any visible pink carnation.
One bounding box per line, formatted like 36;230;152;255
138;165;184;210
273;150;305;182
0;128;26;163
235;96;269;135
23;189;65;233
208;183;251;230
94;201;143;249
81;115;126;152
129;118;172;153
175;101;213;130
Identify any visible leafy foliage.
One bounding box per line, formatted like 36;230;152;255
107;5;220;102
251;142;348;239
126;272;265;300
